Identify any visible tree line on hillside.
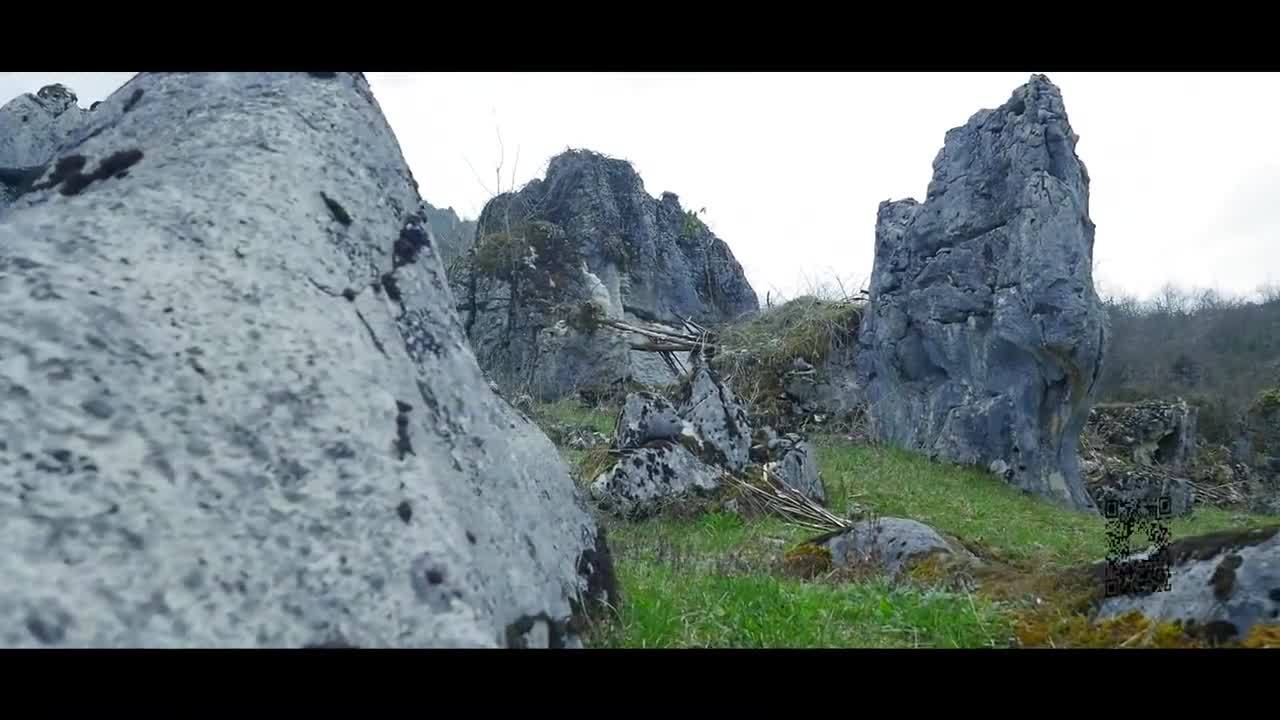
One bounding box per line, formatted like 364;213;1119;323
1095;284;1280;444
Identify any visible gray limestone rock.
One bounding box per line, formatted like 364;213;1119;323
1;84;92;215
676;364;752;473
764;437;825;504
1087;400;1198;470
1089;462;1195;519
856;74;1107;511
589;442;726;520
816;517;974;578
453;149;758;399
0;84;89;169
1094;526;1280;645
0;72;614;648
614;392;687;449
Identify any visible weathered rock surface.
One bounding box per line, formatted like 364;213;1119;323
593;365;770;517
452;149;758;399
0;72;614;648
1094;526;1280;644
614;392;687;449
762;434;825;503
677;364;752;473
1088;460;1195;518
588;442;725;520
856;74;1107;511
0;84;89;168
449;218;633;400
0;84;92;213
1087;400;1198;470
1236;388;1280;484
815;518;974;578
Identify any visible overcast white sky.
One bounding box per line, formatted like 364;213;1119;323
3;72;1277;302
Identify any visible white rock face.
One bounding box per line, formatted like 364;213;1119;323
0;72;614;648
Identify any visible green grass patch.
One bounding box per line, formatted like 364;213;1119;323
532;399;1280;648
531;398;615;435
588;513;1010;648
814;438;1279;568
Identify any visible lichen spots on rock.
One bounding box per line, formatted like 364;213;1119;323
393;217;431;269
396;500;412;525
1209;554;1244;601
31;155;86;193
380;273;402;303
394;401;415;460
34;149;144;197
123;88;144;114
320;192;352;226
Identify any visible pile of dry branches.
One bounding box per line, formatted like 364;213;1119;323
597;316;717;378
726;466;863;534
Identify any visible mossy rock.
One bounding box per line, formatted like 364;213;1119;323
471;220;582;296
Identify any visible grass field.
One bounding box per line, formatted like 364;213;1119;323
535;402;1280;648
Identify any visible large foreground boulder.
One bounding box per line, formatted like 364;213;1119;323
856;75;1107;511
1094;526;1280;644
0;72;614;648
452;149;759;399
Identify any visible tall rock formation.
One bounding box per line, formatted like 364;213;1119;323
856;75;1107;511
0;72;614;648
451;149;759;400
0;84;91;213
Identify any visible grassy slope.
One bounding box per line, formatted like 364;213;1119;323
540;403;1280;648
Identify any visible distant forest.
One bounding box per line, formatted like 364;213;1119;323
1096;284;1280;444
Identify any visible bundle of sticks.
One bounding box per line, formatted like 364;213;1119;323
727;466;860;534
597;316;718;378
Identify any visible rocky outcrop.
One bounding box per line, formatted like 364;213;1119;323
585;364;828;518
1088;460;1195;518
751;431;825;504
0;84;91;213
1088;400;1198;470
813;518;975;578
677;364;753;474
856;75;1107;511
589;442;726;520
614;392;687;449
1094;526;1280;645
1081;399;1201;516
782;350;864;426
1236;388;1280;483
0;72;614;648
452;149;759;399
